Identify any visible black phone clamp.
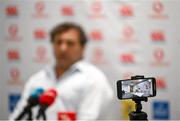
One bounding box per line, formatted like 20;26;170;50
128;75;148;121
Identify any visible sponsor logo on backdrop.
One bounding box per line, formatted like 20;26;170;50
151;30;166;42
8;67;23;85
8;93;21;112
89;1;105;18
120;25;137;43
58;112;76;121
91;47;107;64
34;28;47;40
119;4;134;17
152;101;170;120
121;100;135;120
122;72;134;79
150;48;170;66
6;5;18;17
61;5;74;16
32;1;48;18
33;45;50;63
6;24;22;41
7;49;21;61
156;77;167;90
120;53;136;64
149;0;168;19
89;29;103;41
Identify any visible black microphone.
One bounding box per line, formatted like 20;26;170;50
36;89;57;120
15;88;44;120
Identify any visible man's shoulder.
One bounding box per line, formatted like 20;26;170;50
79;61;106;78
78;61;109;86
29;69;47;80
79;61;113;94
27;69;48;85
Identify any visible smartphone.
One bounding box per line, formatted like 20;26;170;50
117;77;156;100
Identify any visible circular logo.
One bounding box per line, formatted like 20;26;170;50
153;1;163;14
123;26;134;38
8;24;18;37
36;46;47;59
154;48;164;62
10;67;20;81
35;1;45;13
92;1;102;13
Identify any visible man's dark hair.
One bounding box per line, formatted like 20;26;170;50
50;22;88;46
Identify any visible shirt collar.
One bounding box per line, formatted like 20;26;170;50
46;59;85;81
70;59;85;72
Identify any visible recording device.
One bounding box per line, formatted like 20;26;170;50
117;75;157;120
36;89;57;120
117;76;156;100
15;88;44;120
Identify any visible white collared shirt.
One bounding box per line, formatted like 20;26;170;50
9;60;114;120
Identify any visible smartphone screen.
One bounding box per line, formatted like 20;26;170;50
117;78;156;99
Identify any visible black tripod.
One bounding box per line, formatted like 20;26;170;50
129;97;148;120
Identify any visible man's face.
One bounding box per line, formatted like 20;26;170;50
52;29;84;69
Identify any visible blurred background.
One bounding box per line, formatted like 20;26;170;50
0;0;180;120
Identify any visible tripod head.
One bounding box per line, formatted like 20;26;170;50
132;97;147;113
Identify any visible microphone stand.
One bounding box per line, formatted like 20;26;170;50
36;104;47;120
15;104;33;120
27;109;33;120
15;97;38;121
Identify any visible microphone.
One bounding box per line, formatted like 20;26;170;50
15;88;44;120
36;89;57;120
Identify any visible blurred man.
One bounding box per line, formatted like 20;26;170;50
10;22;114;120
